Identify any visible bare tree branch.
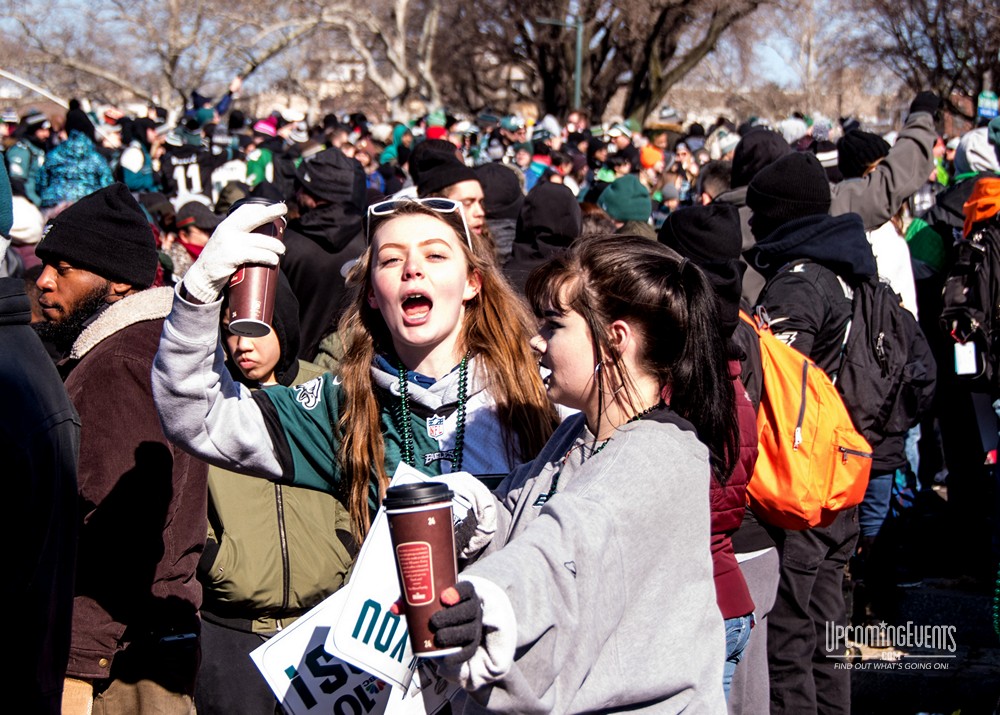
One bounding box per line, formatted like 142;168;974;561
13;15;157;102
853;0;1000;122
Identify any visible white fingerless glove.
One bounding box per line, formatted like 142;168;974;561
182;201;288;304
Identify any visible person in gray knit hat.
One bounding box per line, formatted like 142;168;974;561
475;162;524;264
34;182;209;715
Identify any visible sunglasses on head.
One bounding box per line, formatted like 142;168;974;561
366;197;473;250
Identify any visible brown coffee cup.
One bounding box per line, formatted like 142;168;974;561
225;198;285;337
383;482;461;657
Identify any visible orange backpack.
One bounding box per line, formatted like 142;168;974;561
741;309;872;529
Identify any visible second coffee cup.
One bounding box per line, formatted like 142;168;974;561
226;198;285;337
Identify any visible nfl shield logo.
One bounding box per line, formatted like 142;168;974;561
427;415;446;440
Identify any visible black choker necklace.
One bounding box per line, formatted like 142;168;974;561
396;352;470;471
626;400;664;424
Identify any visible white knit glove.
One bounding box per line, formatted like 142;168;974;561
181;201;287;304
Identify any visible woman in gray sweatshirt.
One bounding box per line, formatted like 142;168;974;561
430;234;739;714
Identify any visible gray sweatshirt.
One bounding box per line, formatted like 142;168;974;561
456;410;726;714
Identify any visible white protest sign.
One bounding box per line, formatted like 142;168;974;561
251;463;465;714
331;498;414;686
250;588;393;713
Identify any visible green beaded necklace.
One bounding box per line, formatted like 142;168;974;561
396;352;470;471
534;400;665;506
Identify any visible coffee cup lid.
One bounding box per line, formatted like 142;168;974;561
227;318;272;337
228;196;281;215
383;482;453;509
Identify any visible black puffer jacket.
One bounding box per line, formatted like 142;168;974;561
750;212;876;374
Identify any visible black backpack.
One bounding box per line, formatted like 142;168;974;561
835;277;937;443
940;216;1000;394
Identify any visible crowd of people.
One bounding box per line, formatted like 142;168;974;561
4;82;999;715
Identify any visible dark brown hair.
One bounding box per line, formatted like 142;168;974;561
526;233;739;481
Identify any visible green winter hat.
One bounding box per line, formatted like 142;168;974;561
195;107;215;127
598;174;652;223
427;109;447;128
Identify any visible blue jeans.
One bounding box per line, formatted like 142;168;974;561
858;470;894;537
722;613;753;701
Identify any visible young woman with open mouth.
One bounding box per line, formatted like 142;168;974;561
152;197;558;546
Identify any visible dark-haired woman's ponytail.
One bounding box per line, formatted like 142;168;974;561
669;259;740;483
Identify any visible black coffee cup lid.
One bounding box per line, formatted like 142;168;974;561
383;482;453;509
228;196;281;214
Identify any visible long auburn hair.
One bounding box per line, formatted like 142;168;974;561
526;233;739;482
337;201;558;538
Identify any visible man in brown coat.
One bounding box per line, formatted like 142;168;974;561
33;183;208;715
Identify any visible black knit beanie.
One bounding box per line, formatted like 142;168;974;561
416;149;478;196
731;128;792;188
746;152;831;241
515;182;582;247
836;130;891;179
228;109;246;133
397;145;412;168
295;147;366;209
407;139;460;185
65;107;96;143
658;204;743;338
587;136;608;169
476;163;524;220
36;183;158;287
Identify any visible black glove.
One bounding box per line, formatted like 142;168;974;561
429;581;483;664
909;91;941;119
